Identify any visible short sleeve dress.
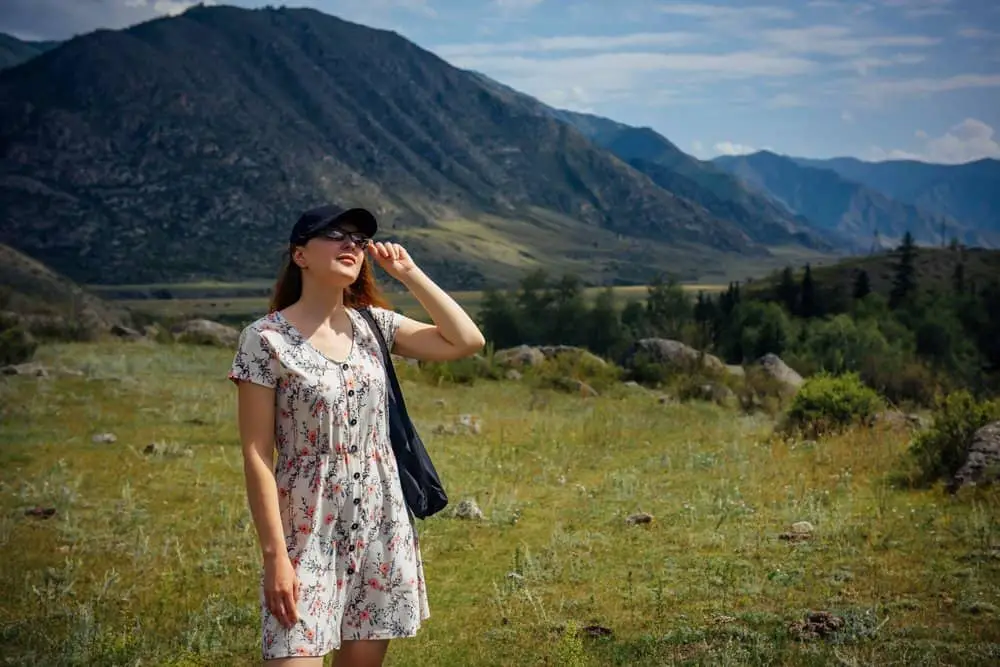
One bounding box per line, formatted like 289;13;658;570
228;305;430;660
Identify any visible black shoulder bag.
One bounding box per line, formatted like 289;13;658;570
359;307;449;519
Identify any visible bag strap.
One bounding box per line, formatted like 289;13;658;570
358;307;411;421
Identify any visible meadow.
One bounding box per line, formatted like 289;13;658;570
92;283;728;324
1;339;998;666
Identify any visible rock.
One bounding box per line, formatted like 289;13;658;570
110;324;142;340
171;319;239;347
92;432;117;444
949;421;1000;493
432;414;482;436
24;506;56;519
494;345;546;368
725;364;745;378
753;353;804;391
779;520;814;542
622;338;726;374
504;369;522;381
788;611;845;641
1;362;48;377
494;344;607;369
694;382;737;407
626;512;653;526
453;498;484;520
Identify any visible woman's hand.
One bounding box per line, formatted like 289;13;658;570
368;241;418;281
263;552;300;628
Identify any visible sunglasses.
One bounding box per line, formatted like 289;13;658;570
317;228;371;249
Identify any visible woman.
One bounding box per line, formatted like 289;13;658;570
228;204;485;666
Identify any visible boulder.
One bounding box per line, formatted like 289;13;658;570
752;353;804;391
949;421;1000;493
171;319;239;347
622;338;726;373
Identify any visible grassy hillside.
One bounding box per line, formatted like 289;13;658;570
0;33;59;70
747;246;1000;302
1;341;997;665
0;243;128;336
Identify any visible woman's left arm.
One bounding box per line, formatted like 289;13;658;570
369;241;486;362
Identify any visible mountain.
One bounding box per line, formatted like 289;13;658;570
0;33;59;70
711;151;981;249
792;156;1000;237
0;243;128;337
0;4;792;290
467;72;834;250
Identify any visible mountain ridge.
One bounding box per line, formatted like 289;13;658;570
1;5;788;289
711;150;987;249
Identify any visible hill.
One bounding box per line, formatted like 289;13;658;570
747;245;1000;304
793;155;1000;238
0;4;806;290
712;151;982;249
467;72;834;251
0;243;128;337
0;33;59;70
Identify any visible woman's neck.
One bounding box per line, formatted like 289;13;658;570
292;278;348;327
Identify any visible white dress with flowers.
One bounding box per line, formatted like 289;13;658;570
228;306;429;659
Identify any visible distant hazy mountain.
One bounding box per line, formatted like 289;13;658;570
1;5;780;288
0;33;59;70
467;71;834;250
712;151;983;249
793;156;1000;237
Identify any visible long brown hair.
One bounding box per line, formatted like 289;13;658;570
269;245;392;313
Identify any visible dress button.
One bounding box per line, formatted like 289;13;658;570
351;523;359;530
350;445;358;453
347;567;354;575
353;472;360;480
353;498;360;505
350;418;357;426
342;363;349;371
348;389;355;397
349;545;355;552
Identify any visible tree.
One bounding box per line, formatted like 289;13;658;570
799;263;820;318
776;266;799;314
852;269;872;301
586;287;626;357
889;231;918;309
644;273;690;339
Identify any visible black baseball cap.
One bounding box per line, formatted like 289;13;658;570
289;204;378;245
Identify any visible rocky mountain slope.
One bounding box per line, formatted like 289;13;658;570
0;5;798;289
712;151;983;249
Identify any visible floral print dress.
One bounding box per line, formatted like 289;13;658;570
228;306;429;660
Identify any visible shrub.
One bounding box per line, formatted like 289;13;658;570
907;391;1000;487
0;324;37;366
781;372;884;438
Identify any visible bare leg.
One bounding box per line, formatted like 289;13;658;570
332;639;390;667
264;658;324;667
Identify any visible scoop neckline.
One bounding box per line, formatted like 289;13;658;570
274;308;357;366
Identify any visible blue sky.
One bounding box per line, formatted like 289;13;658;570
3;0;999;164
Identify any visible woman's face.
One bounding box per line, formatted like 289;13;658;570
295;223;371;287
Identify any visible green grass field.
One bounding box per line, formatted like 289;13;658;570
1;341;998;666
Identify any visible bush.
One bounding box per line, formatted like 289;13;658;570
781;372;884;438
0;324;37;366
907;391;1000;487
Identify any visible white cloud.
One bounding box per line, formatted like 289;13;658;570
713;141;757;156
493;0;544;9
769;93;807;108
761;25;937;57
868;118;1000;164
124;0;215;16
657;3;795;22
958;27;1000;39
434;32;700;57
881;0;954;19
841;110;854;122
864;73;1000;97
